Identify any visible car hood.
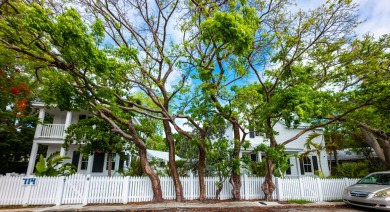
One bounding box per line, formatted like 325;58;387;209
349;184;390;193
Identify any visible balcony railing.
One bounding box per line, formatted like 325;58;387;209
39;124;65;138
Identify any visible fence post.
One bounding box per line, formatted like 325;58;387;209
82;175;91;206
22;177;33;206
122;176;130;204
299;177;304;200
189;172;194;200
55;176;66;206
343;178;350;187
275;177;283;201
316;178;323;202
243;174;248;200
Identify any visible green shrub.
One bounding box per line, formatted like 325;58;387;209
35;151;76;176
332;161;374;178
314;170;325;178
247;161;267;177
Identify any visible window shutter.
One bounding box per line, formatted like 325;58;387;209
312;156;319;172
119;158;125;170
92;152;105;172
249;130;255;138
286;157;291;175
71;151;80;168
299;158;305;175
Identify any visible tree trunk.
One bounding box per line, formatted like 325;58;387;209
360;127;386;163
138;148;163;202
230;120;241;200
360;124;390;169
127;121;163;202
163;120;184;202
261;117;277;201
328;153;332;175
198;141;207;201
334;151;339;169
216;175;224;200
262;158;276;201
382;142;390;170
107;152;112;177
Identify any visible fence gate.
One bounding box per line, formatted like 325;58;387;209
62;174;86;204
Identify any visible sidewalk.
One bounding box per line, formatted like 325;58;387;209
0;201;346;212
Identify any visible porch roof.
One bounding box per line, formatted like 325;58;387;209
146;149;184;161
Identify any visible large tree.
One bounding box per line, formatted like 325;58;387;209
239;4;387;200
182;0;363;200
0;0;167;202
0;37;41;174
341;35;390;169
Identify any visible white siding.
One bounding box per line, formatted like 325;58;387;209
46;144;62;158
224;121;330;177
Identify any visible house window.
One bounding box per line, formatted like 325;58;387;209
250;153;257;162
303;157;313;173
299;155;319;175
80;156;88;170
256;130;265;136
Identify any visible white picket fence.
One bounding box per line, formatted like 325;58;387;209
0;174;359;206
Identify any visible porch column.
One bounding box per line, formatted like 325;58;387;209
257;152;262;162
295;157;301;177
34;108;46;138
63;111;73;136
86;155;94;174
61;111;73;156
60;147;66;157
26;142;39;176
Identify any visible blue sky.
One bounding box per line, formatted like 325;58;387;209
297;0;390;37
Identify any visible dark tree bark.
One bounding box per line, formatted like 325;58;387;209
230;120;241;200
261;117;277;201
107;152;112;177
360;125;390;169
163;120;184;202
127;121;163;202
198;139;207;201
216;174;225;199
262;158;276;201
138;148;163;202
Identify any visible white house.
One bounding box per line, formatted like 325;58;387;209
26;102;184;176
224;122;330;177
26;102;329;177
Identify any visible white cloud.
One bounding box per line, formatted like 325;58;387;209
354;0;390;37
296;0;390;37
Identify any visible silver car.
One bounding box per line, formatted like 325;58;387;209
343;171;390;211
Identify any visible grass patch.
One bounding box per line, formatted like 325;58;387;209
287;199;312;204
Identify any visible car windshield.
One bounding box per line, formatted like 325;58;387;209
357;173;390;185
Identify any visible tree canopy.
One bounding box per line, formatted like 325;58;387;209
0;0;388;202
